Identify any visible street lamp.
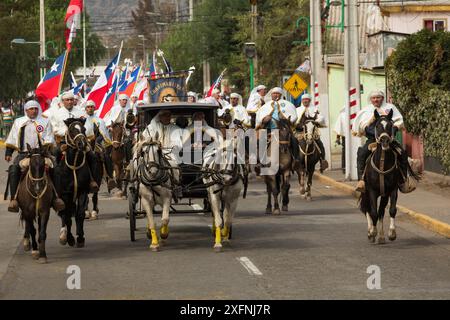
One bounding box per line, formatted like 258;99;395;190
244;42;256;90
11;38;57;78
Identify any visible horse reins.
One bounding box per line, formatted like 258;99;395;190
25;154;49;217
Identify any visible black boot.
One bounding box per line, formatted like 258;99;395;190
355;143;371;192
7;164;21;212
86;151;99;193
48;167;65;212
316;139;328;172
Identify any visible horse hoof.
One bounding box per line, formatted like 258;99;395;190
282;205;288;212
306;196;312;201
265;208;272;214
273;208;281;215
37;257;48;264
160;232;169;240
67;234;76;247
388;229;397;241
150;244;160;252
76;237;85;248
90;211;98;220
31;250;40;260
368;233;376;243
301;194;306;199
214;244;222;252
23;239;31;251
85;210;91;219
377;237;386;245
59;227;67;246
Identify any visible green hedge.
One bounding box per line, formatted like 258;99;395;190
386;29;450;173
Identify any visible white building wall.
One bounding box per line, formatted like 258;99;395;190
387;11;450;34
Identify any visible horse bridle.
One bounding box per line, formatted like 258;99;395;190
111;123;125;148
137;141;172;188
65;121;87;149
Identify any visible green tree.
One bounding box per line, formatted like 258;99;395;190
0;0;105;100
386;29;450;172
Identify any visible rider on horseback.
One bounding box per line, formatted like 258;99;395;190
353;90;411;193
83;100;116;191
5;100;65;212
52;91;99;193
294;94;329;172
255;87;299;155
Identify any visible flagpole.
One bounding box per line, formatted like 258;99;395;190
83;0;87;88
58;49;70;95
113;41;124;101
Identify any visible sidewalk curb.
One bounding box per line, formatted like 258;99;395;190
314;172;450;239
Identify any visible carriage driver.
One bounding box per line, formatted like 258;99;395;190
84;100;116;191
5;100;65;212
352;90;411;193
295;93;329;172
141;109;184;198
52;91;99;193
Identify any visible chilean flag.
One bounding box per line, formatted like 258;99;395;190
119;66;141;97
65;0;83;50
98;74;119;119
86;53;119;109
35;52;67;111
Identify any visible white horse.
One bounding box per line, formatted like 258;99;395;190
202;137;244;252
130;137;178;251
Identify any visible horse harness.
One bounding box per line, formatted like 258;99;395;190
25;154;50;217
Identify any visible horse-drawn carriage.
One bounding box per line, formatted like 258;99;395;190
127;102;221;241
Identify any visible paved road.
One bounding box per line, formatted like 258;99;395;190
0;158;449;299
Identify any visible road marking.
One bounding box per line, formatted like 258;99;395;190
191;204;203;211
237;257;263;276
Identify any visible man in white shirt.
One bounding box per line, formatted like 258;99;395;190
229;93;251;129
333;107;346;173
52;91;85;144
104;94;132;126
5;100;64;212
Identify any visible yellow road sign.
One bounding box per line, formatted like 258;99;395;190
283;73;308;99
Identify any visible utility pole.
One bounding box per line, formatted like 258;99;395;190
39;0;46;79
344;0;362;180
310;0;332;168
250;1;258;83
189;0;194;21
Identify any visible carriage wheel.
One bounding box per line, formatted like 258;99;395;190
129;189;137;242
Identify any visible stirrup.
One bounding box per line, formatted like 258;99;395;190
53;198;65;211
89;181;99;193
8;199;19;213
355;180;365;193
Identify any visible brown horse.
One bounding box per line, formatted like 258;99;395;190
110;121;127;197
262;119;293;215
17;144;55;263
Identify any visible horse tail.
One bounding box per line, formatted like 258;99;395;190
358;190;370;214
407;160;422;182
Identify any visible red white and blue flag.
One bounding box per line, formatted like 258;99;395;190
97;73;119;119
206;68;226;97
86;53;120;109
119;66;141;97
72;79;86;96
35;51;67;111
65;0;83;51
